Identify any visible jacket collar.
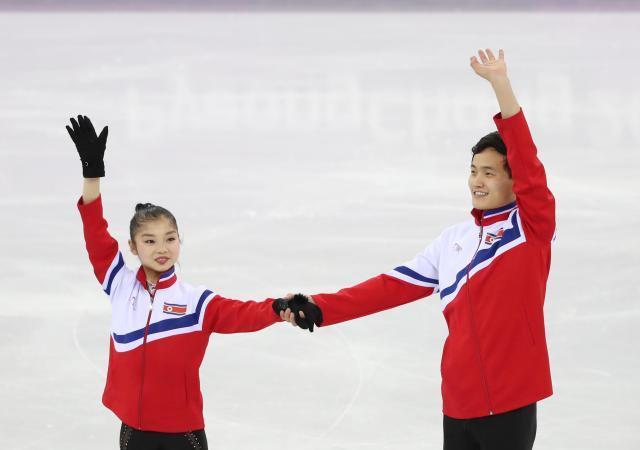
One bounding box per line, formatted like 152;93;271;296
136;265;178;291
470;200;518;226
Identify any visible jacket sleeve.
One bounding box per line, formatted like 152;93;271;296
312;237;442;327
205;295;282;334
77;194;129;296
494;109;556;243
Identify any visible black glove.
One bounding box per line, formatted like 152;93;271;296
272;294;323;332
66;115;108;178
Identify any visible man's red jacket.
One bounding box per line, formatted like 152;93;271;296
312;109;556;419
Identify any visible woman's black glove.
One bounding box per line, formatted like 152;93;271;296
66;115;108;178
272;294;324;333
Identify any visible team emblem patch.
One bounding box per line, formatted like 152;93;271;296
162;302;187;316
484;228;504;245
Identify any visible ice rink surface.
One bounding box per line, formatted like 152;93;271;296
0;11;639;450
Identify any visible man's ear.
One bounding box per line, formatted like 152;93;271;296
128;239;138;256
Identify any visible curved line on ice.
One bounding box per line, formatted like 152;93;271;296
72;311;106;378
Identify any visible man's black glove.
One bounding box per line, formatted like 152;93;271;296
66;115;108;178
272;294;323;332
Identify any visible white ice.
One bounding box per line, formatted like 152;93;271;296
0;11;638;450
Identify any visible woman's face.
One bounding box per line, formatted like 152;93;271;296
128;216;181;275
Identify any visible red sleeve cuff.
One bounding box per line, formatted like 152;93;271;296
493;107;525;130
77;194;103;218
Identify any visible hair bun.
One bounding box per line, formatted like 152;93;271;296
135;202;155;213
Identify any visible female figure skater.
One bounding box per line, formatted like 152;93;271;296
67;115;317;450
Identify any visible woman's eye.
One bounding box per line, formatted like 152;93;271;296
168;237;176;241
145;240;154;244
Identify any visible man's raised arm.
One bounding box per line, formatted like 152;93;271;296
471;49;555;242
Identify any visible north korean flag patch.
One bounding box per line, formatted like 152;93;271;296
162;302;187;316
485;228;505;245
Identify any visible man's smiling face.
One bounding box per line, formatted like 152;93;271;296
468;147;516;210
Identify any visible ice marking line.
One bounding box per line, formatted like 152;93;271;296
556;308;640;323
304;328;365;446
15;415;87;450
72;311;106;378
580;368;612;377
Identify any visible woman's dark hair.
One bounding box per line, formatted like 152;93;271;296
130;203;179;241
471;131;511;177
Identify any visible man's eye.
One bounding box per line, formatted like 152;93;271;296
168;237;176;241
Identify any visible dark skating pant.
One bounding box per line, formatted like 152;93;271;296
443;402;537;450
119;422;208;450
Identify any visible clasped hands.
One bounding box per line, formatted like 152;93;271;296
272;294;323;332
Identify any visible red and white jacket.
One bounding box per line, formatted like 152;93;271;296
312;109;556;419
77;196;280;432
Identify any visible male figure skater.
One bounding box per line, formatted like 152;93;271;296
280;49;555;450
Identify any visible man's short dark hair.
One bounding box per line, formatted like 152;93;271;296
471;131;511;177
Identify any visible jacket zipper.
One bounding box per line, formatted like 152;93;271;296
137;288;155;429
465;217;495;415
